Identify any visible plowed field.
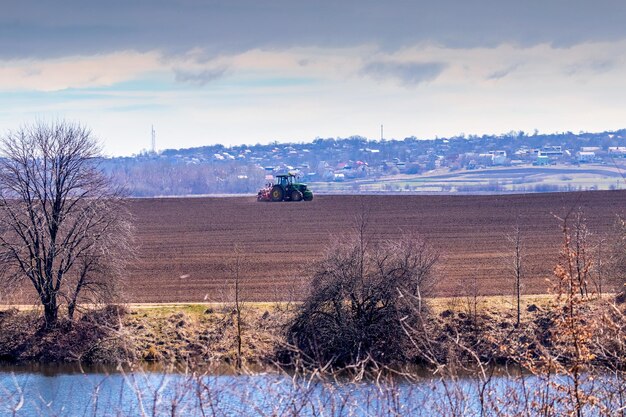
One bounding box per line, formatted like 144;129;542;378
122;191;626;302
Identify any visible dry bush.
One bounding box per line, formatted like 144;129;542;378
0;305;133;363
500;209;619;416
282;229;439;368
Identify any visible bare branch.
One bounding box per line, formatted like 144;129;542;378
0;121;133;328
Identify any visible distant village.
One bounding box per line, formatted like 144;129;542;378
102;129;626;196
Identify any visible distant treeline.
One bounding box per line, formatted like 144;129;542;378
103;159;265;197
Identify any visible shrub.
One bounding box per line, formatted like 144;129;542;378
283;232;438;368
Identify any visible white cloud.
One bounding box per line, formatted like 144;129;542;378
0;52;163;91
1;40;626;155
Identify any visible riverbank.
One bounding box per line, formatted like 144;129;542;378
0;294;623;370
0;303;291;365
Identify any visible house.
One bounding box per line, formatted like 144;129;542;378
577;151;595;163
491;150;507;165
539;145;563;158
609;147;626;157
477;151;507;165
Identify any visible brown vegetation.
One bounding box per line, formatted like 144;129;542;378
0;304;289;365
282;221;438;368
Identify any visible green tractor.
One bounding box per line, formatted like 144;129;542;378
257;173;314;202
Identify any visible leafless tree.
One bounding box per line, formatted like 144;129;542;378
590;233;607;297
571;211;592;298
284;220;439;368
65;210;134;322
604;216;626;296
506;222;524;327
0;121;133;328
231;244;245;370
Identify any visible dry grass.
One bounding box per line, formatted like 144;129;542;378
122;303;293;365
0;293;621;368
428;294;556;314
0;302;295;366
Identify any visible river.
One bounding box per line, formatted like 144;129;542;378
0;363;624;416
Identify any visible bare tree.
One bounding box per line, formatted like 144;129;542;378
534;210;596;416
0;121;133;328
604;216;626;296
590;234;607;298
65;210;133;322
231;244;245;370
506;222;524;327
571;211;591;298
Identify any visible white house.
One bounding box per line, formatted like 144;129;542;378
577;151;595;163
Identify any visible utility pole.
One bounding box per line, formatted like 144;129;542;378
151;125;156;154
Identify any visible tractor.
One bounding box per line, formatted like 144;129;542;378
257;173;314;202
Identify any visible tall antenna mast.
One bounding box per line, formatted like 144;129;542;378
151;125;156;154
381;124;384;141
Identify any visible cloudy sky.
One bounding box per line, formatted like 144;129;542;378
1;1;626;156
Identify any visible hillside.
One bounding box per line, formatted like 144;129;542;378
103;129;626;196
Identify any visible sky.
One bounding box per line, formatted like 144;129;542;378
1;1;626;156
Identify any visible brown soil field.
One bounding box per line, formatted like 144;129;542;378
5;192;622;305
116;190;626;303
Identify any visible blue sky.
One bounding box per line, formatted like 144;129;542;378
2;1;626;156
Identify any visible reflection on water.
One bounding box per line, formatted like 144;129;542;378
0;361;252;377
0;363;623;416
